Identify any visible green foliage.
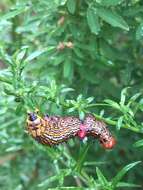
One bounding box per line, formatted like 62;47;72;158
0;0;143;189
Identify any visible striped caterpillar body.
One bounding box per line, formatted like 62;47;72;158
27;112;116;149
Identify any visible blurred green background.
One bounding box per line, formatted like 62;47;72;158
0;0;143;189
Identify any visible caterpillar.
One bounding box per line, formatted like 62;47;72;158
27;112;116;149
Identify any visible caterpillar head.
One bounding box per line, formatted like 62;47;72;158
27;111;45;138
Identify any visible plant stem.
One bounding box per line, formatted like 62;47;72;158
92;113;143;134
86;103;110;107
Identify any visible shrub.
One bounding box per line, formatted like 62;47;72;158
0;0;143;189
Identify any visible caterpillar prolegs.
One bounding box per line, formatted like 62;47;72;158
27;112;116;149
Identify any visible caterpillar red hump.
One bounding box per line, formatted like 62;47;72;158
27;112;116;149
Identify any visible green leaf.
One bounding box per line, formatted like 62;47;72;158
96;7;129;31
100;39;120;61
6;145;22;152
75;144;90;172
123;6;143;17
4;86;16;95
84;161;107;166
61;87;74;93
48;188;83;190
104;99;120;110
38;169;71;187
0;6;29;21
133;139;143;148
58;0;67;6
111;161;141;188
79;110;85;121
96;167;108;186
63;59;73;79
67;107;76;113
97;0;123;6
87;8;100;35
0;48;13;65
38;175;57;187
0;75;12;84
25;49;47;61
73;48;84;59
136;22;143;40
120;87;129;106
53;54;66;65
130;93;141;102
16;48;28;62
77;94;83;101
67;0;76;14
117;182;141;188
86;97;94;103
117;116;123;130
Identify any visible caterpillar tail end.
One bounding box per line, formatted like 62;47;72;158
101;137;116;149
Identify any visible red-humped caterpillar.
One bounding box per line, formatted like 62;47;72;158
27;112;116;149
